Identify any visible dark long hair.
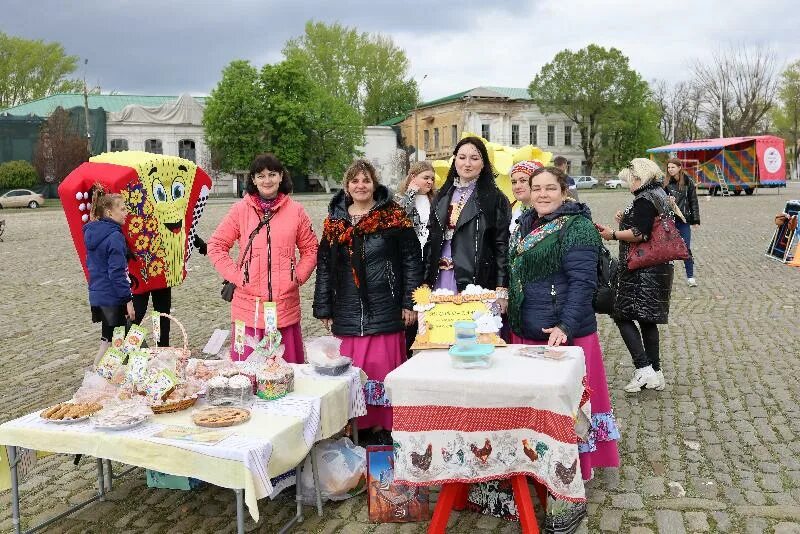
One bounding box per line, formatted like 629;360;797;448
245;153;293;196
436;137;496;202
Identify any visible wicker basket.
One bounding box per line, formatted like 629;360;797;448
143;313;191;377
151;395;198;414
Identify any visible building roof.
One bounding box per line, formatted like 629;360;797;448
377;86;534;126
379;115;407;126
419;86;532;109
1;93;208;117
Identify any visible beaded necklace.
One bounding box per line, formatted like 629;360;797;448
448;178;476;229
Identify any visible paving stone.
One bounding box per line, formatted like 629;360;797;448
629;528;655;534
774;522;800;534
684;511;710;532
711;511;733;533
599;509;623;531
655;510;686;534
612;493;644;509
745;517;770;534
643;477;666;497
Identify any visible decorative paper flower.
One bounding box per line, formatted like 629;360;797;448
145;218;158;233
142;201;154;216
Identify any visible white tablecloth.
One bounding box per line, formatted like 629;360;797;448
385;345;588;501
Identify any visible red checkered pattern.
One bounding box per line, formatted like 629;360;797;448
393;405;577;444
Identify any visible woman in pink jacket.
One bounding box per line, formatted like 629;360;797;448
208;153;318;363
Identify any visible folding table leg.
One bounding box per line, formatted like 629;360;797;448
348;418;359;445
96;458;105;500
235;489;245;534
428;483;461;534
510;475;540;534
104;459;113;491
8;446;22;534
309;448;324;517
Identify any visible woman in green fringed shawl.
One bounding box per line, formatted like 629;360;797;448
507;166;620;532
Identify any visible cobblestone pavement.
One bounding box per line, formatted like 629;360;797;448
2;183;800;533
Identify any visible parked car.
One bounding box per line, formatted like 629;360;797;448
0;189;45;209
605;179;626;189
573;175;599;189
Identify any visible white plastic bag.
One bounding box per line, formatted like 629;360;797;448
304;336;349;366
299;437;366;504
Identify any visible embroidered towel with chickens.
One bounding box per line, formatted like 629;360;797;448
390;405;586;502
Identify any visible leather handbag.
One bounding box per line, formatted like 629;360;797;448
627;213;689;270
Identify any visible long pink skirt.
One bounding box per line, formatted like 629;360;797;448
339;331;406;430
510;331;620;480
229;322;305;364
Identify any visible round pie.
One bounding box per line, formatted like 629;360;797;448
192;407;251;428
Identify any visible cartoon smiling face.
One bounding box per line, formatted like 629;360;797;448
136;158;197;232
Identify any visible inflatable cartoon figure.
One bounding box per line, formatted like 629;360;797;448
59;151;211;293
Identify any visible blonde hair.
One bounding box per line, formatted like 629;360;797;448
627;158;664;186
397;161;435;200
89;184;123;221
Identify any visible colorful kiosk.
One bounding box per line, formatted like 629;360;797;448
647;136;786;196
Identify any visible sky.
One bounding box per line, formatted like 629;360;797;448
3;0;798;103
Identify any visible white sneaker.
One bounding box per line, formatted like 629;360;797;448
687;277;697;287
624;365;658;392
645;370;666;391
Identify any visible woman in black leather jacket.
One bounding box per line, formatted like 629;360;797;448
313;159;422;441
597;159;674;393
665;158;700;287
423;137;511;308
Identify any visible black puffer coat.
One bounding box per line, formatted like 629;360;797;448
665;176;700;225
613;182;674;324
313;186;423;337
423;176;511;290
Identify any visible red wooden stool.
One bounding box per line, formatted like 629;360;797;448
427;476;549;533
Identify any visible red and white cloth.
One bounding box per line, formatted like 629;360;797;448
385;345;588;502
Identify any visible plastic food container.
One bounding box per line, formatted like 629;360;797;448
448;343;494;369
311;359;352;376
454;321;478;345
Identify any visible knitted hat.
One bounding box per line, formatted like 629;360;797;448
509;160;543;177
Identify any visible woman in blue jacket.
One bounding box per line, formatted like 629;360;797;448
84;188;135;364
508;166;619;493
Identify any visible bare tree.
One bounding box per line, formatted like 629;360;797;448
651;79;704;142
692;45;779;137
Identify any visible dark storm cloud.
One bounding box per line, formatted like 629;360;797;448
1;0;528;95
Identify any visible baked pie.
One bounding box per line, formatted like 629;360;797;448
191;407;251;428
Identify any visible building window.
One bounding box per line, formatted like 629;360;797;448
109;139;128;152
564;125;572;146
547;125;555;146
566;161;572;174
179;139;196;162
144;139;163;154
529;125;537;145
434;128;440;150
423;130;430;151
451;125;458;146
511;124;520;146
582;161;589;175
481;123;490;142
